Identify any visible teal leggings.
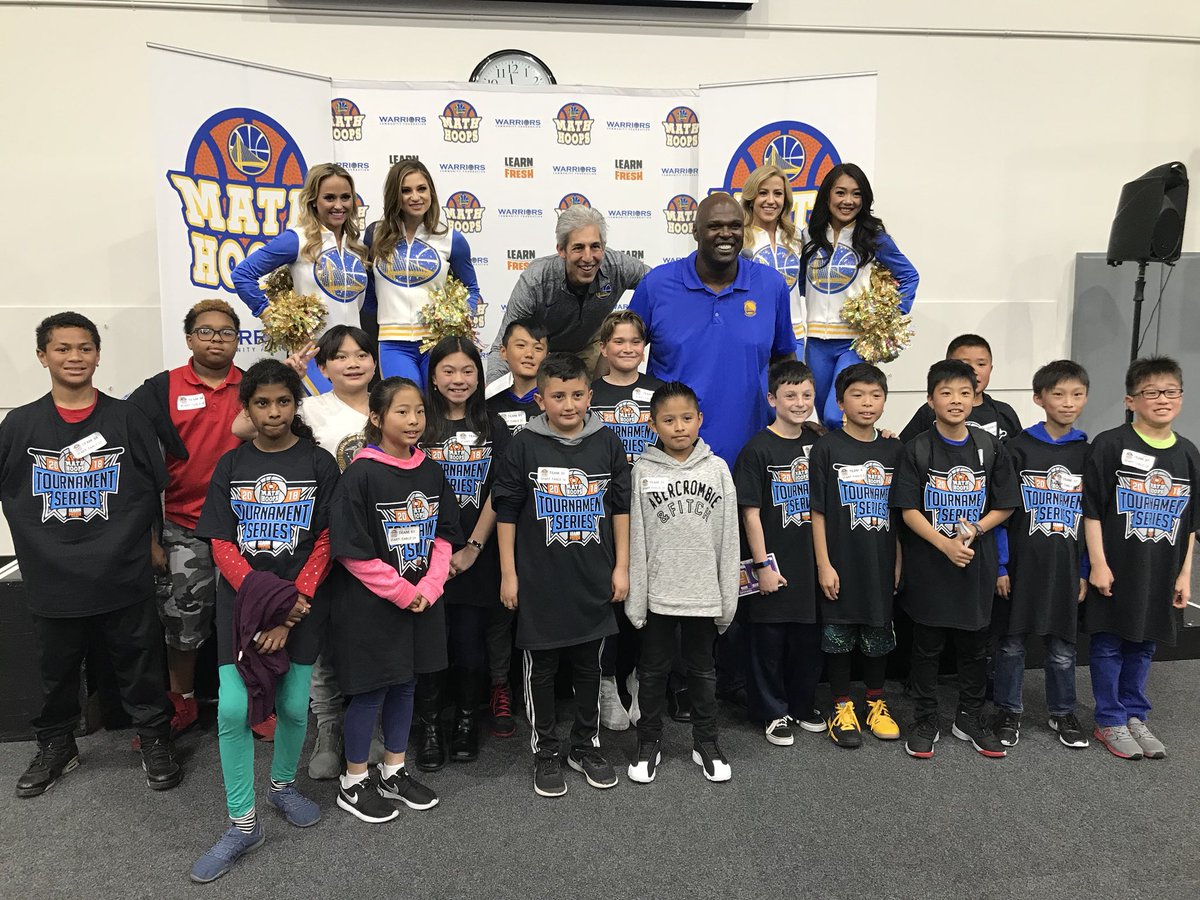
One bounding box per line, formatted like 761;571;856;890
217;663;313;819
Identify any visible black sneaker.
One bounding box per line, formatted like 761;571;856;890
765;717;794;746
16;736;80;798
667;687;692;723
793;709;827;734
140;735;183;791
567;747;619;789
1049;714;1090;749
952;711;1007;758
337;773;399;823
533;751;567;797
378;765;439;810
627;740;661;784
904;717;940;759
993;710;1021;747
692;741;732;782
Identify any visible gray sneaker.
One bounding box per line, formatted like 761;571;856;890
1127;717;1166;759
1094;724;1144;760
308;721;343;780
599;675;631;731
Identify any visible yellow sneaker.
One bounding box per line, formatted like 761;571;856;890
866;697;900;740
827;700;862;749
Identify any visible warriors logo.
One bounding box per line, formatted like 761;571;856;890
230;474;317;556
378;492;441;573
768;454;811;527
554;103;594;146
424;436;493;509
806;244;859;295
313;247;368;304
753;243;801;291
1115;468;1191;544
531;468;609;546
444;191;485;234
1019;465;1083;538
440;100;481;143
167;108;307;290
331;98;365;141
836;460;892;531
29;446;125;523
595;400;653;462
663;106;699;148
924;466;986;536
333;431;367;472
375;239;442;288
664;194;697;235
557;193;592;214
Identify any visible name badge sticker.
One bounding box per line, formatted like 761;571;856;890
68;432;106;458
538;467;570;485
394;526;421;545
1121;449;1156;471
641;475;670;494
500;411;527;428
838;464;866;483
455;431;478;445
177;393;207;411
632;388;654;403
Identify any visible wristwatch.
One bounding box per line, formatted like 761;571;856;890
467;539;485;551
752;560;771;570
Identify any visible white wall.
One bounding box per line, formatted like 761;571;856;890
1;0;1198;552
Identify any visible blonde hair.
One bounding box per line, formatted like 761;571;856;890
295;163;368;265
370;160;446;267
741;164;798;251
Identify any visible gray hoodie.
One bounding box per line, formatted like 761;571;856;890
523;410;607;445
626;438;740;631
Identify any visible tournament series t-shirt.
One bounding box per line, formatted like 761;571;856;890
809;429;903;627
487;387;539;437
0;393;168;617
302;392;368;471
492;424;630;650
590;373;664;464
733;427;819;624
900;393;1022;444
891;430;1020;630
1082;424;1200;645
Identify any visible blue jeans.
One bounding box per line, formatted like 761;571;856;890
1089;631;1155;727
993;633;1077;717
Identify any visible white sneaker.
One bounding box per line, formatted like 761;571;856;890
627;740;661;783
626;671;641;726
599;675;631;731
692;741;732;782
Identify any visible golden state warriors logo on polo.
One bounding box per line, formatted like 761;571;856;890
531;468;609;546
715;120;841;221
331;98;365;141
440;100;481;143
664;194;697;235
557;193;591;215
444;191;485;234
837;461;893;531
314;248;368;304
554;103;593;146
924;466;985;536
753;244;801;290
769;455;811;527
376;239;443;288
1115;468;1190;544
230;474;317;556
1019;465;1083;538
595;401;653;461
663;106;699;148
378;493;440;573
167;108;307;291
743;300;757;318
29;445;125;523
424;437;493;508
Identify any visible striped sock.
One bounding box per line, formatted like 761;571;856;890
230;808;257;835
268;778;293;793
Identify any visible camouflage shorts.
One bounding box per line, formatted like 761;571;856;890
155;520;217;651
821;623;896;658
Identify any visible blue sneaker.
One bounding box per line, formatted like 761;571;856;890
267;784;321;827
190;824;264;884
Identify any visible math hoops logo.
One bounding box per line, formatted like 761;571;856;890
664;194;697;236
1115;468;1190;544
663;106;699;148
554;103;594;146
331;98;365;141
167;108;307;291
441;100;481;143
230;475;317;556
532;468;609;546
29;446;125;523
378;493;441;573
444;191;485;234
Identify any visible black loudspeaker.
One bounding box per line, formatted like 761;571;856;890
1107;162;1188;265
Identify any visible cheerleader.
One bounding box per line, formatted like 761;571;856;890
801;164;918;429
742;163;806;349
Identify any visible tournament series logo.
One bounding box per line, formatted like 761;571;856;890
663;106;699;148
1019;465;1083;538
595;401;653;463
768;453;811;527
557;193;592;215
444;191;485;234
375;238;442;288
664;195;697;235
230;474;317;556
440;100;481;143
554;103;594;146
753;244;801;291
835;461;892;531
531;469;609;546
29;446;124;523
1115;468;1190;544
378;493;440;573
924;466;986;536
424;437;493;509
331;98;365;141
167;108;307;291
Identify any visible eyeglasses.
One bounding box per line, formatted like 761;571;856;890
190;327;238;341
1132;388;1183;400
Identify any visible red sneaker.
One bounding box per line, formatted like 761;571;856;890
169;692;199;737
252;713;277;742
490;683;515;738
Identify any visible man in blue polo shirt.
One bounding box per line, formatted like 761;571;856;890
629;192;796;467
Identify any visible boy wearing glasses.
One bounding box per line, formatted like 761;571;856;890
1083;356;1198;760
129;299;245;737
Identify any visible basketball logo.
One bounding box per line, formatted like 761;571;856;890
440;100;481;143
444;191;485;234
554;103;594;146
613;400;641;425
807;244;860;295
314;249;368;303
752;244;801;290
376;239;443;287
663;106;699;148
445;440;470;463
331;98;365;141
557;193;592;214
565;470;589;497
407;492;431;521
664;194;697;235
254;475;286;505
1145;469;1172;497
58;450;89;475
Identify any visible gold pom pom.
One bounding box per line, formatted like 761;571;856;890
839;265;915;364
419;275;476;353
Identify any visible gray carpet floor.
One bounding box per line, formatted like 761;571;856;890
3;662;1200;900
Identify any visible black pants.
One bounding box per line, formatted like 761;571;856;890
746;622;823;723
31;598;171;743
522;638;603;756
909;623;989;719
636;612;717;743
600;609;639;682
447;604;487;670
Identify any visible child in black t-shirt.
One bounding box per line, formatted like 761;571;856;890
733;360;826;747
811;363;904;749
192;361;339;883
493;353;631;798
892;359;1019;760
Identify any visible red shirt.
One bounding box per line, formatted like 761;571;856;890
56;393;98;423
165;363;243;529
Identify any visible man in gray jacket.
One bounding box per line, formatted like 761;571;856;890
485;206;649;383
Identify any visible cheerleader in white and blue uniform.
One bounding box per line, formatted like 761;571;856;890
365;160;481;389
741;163;806;351
232;163;370;395
801;163;918;429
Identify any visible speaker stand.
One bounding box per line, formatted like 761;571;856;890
1125;260;1149;424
